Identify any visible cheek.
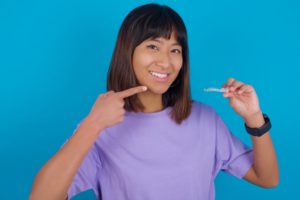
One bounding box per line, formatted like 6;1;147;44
133;52;153;72
173;57;183;71
170;58;183;80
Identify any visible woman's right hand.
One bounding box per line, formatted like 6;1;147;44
28;87;149;200
85;85;147;131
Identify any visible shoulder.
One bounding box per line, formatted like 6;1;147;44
188;100;221;127
191;100;218;118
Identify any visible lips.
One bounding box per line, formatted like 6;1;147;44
149;71;170;82
149;71;169;77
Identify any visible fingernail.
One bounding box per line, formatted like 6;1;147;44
142;86;147;91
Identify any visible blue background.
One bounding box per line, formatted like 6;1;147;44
1;0;299;199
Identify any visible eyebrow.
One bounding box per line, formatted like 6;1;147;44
149;38;181;46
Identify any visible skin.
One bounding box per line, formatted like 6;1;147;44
132;32;183;112
29;86;148;200
30;33;278;200
222;78;279;187
132;33;279;187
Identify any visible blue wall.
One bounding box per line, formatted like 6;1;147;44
1;0;299;199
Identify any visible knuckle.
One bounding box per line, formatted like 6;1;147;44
111;93;119;100
115;92;122;99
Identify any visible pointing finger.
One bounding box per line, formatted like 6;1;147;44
117;86;147;99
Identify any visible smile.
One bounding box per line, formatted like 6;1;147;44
149;71;170;82
149;71;169;78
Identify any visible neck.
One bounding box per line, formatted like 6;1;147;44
137;91;164;113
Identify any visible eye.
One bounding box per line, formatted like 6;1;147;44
171;49;182;54
147;44;159;51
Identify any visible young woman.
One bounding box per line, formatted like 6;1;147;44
30;3;279;200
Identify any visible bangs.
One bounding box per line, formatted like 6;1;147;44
133;6;187;47
108;3;191;124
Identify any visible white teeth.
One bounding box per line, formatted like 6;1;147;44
150;71;168;78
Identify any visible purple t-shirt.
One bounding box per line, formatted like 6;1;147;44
66;100;253;200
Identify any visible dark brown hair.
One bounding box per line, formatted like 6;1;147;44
107;3;192;124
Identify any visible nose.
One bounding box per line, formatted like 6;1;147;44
156;51;171;69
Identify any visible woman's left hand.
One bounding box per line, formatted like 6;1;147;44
222;77;262;120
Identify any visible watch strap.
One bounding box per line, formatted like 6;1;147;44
244;113;271;137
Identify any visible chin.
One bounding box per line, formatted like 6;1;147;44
148;85;170;94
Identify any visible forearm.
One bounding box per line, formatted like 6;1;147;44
29;117;103;200
244;112;279;186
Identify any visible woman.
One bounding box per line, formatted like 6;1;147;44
29;3;279;200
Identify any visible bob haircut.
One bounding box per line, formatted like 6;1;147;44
107;3;192;124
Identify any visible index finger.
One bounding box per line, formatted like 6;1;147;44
117;86;147;99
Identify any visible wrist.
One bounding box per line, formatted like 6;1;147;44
82;116;106;134
244;113;271;137
244;111;264;128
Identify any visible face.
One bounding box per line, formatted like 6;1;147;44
132;32;183;95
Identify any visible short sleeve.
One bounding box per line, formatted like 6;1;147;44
215;113;254;179
62;122;102;200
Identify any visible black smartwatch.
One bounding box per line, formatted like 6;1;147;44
244;113;271;137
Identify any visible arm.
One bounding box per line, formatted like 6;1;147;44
29;117;103;200
242;111;279;188
222;77;279;188
29;86;147;200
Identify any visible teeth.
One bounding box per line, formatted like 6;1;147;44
150;71;168;78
